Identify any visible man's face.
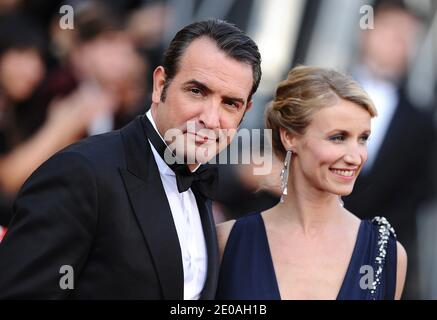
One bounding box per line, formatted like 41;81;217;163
151;37;254;167
362;9;419;80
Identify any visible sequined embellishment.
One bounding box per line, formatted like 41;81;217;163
369;216;396;299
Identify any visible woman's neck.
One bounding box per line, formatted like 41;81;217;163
271;179;345;236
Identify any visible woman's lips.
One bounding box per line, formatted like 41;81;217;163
329;168;357;181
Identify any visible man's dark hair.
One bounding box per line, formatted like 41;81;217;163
161;19;261;102
374;0;423;21
74;1;121;43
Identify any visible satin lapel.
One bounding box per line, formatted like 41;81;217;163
119;115;183;299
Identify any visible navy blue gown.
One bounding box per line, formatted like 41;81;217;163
216;213;397;300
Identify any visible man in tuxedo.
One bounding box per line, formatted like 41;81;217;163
0;19;261;299
344;1;435;299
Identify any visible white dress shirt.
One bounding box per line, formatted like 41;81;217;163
146;110;207;300
355;67;399;172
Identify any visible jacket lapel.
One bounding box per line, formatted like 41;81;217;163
357;97;406;190
193;189;219;300
119;115;183;299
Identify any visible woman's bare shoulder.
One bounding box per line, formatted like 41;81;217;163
216;219;237;260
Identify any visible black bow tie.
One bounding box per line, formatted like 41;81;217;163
141;114;218;199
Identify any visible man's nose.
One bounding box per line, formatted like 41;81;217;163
198;100;220;129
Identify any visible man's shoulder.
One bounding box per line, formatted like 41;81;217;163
30;130;127;182
61;130;124;163
65;130;121;151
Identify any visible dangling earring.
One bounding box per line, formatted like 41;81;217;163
280;150;292;203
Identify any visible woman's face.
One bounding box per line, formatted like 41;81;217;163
0;48;45;102
292;99;371;196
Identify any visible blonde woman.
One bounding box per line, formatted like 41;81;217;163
216;66;407;300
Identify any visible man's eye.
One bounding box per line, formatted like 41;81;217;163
190;88;201;95
223;100;239;109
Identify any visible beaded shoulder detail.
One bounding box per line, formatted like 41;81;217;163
369;216;396;299
371;216;396;238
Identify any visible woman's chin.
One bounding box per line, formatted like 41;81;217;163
329;185;354;197
337;189;353;197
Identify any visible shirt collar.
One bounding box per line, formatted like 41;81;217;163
146;109;201;176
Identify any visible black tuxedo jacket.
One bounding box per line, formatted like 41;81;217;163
0;115;219;299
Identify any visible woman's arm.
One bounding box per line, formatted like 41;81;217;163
395;241;408;300
216;220;236;263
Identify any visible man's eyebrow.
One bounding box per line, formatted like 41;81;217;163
183;79;246;105
183;80;212;94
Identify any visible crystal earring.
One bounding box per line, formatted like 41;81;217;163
280;150;292;203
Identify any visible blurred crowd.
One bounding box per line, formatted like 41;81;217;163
0;0;436;299
0;0;171;226
344;1;436;299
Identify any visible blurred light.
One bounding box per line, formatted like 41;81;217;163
407;8;437;110
249;0;305;95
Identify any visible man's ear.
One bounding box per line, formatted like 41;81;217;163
279;127;297;152
237;100;254;127
245;100;253;112
152;66;166;104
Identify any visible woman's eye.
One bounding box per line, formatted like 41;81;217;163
359;135;370;143
329;135;345;142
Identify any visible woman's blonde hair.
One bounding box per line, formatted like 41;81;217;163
265;65;377;158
